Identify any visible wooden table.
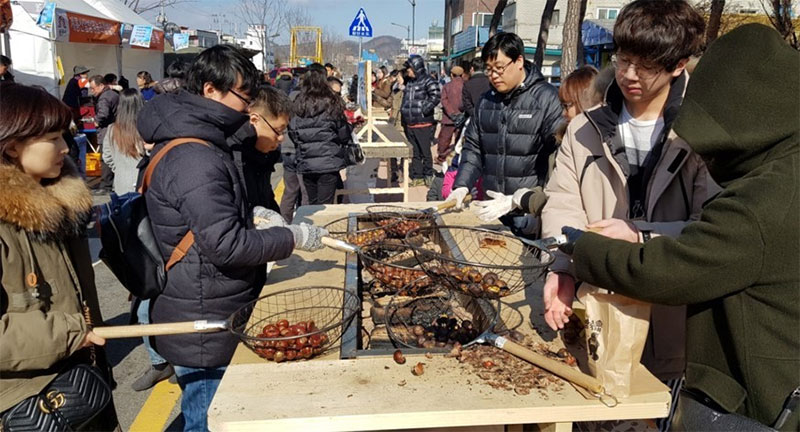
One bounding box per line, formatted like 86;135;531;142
336;122;412;203
210;203;670;432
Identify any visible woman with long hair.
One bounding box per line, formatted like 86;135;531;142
289;68;353;204
102;88;147;195
0;83;119;429
136;70;156;101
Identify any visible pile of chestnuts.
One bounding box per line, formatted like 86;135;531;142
345;228;387;247
427;264;511;298
410;314;480;349
376;217;422;238
365;263;430;291
253;319;328;362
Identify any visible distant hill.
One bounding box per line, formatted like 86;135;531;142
342;35;403;62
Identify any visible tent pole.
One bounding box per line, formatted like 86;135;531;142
1;32;10;58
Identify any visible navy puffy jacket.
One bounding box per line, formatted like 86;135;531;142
137;90;295;368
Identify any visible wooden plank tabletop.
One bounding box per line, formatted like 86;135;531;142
213;203;670;431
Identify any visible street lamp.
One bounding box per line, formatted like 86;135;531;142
391;22;411;55
408;0;416;50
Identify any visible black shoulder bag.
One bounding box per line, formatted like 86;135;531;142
1;236;112;431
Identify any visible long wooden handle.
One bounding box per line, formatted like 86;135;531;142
498;338;604;395
321;236;359;253
93;321;228;339
436;194;473;212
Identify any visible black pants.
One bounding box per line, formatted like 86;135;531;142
404;125;434;179
279;169;304;223
303;172;341;205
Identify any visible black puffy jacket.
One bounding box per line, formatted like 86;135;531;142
136;91;295;368
289;104;352;174
454;61;562;195
400;56;441;126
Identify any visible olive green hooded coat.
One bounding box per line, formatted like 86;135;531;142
570;24;799;429
0;160;109;413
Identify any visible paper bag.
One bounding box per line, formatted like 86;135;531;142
578;285;651;398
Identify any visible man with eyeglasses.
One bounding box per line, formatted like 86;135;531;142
447;32;562;236
136;45;327;432
540;1;714;430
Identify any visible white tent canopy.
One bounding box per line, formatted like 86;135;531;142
84;0;164;82
8;0;162;97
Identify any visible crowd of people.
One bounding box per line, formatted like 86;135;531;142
0;0;797;431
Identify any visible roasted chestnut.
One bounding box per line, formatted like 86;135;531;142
393;350;406;364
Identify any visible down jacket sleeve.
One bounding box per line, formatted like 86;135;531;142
421;79;441;118
163;145;294;268
453;115;483;191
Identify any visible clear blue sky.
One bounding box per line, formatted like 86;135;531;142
147;0;444;44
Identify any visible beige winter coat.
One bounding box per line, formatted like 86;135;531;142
0;161;107;413
542;82;715;379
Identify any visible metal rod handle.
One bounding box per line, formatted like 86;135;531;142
93;320;228;339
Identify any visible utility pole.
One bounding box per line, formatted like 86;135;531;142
408;0;416;49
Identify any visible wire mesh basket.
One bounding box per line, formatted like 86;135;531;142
406;226;554;299
359;242;432;293
231;287;360;362
364;205;437;238
323;213;403;247
384;284;499;351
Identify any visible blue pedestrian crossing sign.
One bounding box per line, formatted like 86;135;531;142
349;8;373;38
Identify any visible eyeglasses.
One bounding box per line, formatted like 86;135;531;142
229;88;252;105
611;55;661;79
560;102;574;110
255;112;286;137
484;59;514;77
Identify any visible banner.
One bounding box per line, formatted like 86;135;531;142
55;10;121;45
129;24;153;48
172;32;189;51
36;1;55;30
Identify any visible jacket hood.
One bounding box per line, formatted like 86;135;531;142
407;56;428;79
674;24;799;185
0;159;92;242
137;90;249;147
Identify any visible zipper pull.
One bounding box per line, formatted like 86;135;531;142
774;386;800;429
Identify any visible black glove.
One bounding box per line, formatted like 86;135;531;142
452;113;466;128
558;226;585;255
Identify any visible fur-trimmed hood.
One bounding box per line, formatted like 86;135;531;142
0;159;92;242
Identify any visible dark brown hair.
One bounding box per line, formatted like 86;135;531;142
250;85;292;118
112;88;145;158
559;65;599;114
0;83;72;163
613;0;705;72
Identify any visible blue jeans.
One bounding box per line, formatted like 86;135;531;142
136;298;167;365
173;365;227;432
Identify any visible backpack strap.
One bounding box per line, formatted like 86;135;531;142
140;138;209;270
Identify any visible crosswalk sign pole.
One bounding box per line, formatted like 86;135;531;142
359;36;362;62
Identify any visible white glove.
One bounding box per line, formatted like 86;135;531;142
254;206;286;229
287;223;329;252
472;190;515;221
446;187;469;210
